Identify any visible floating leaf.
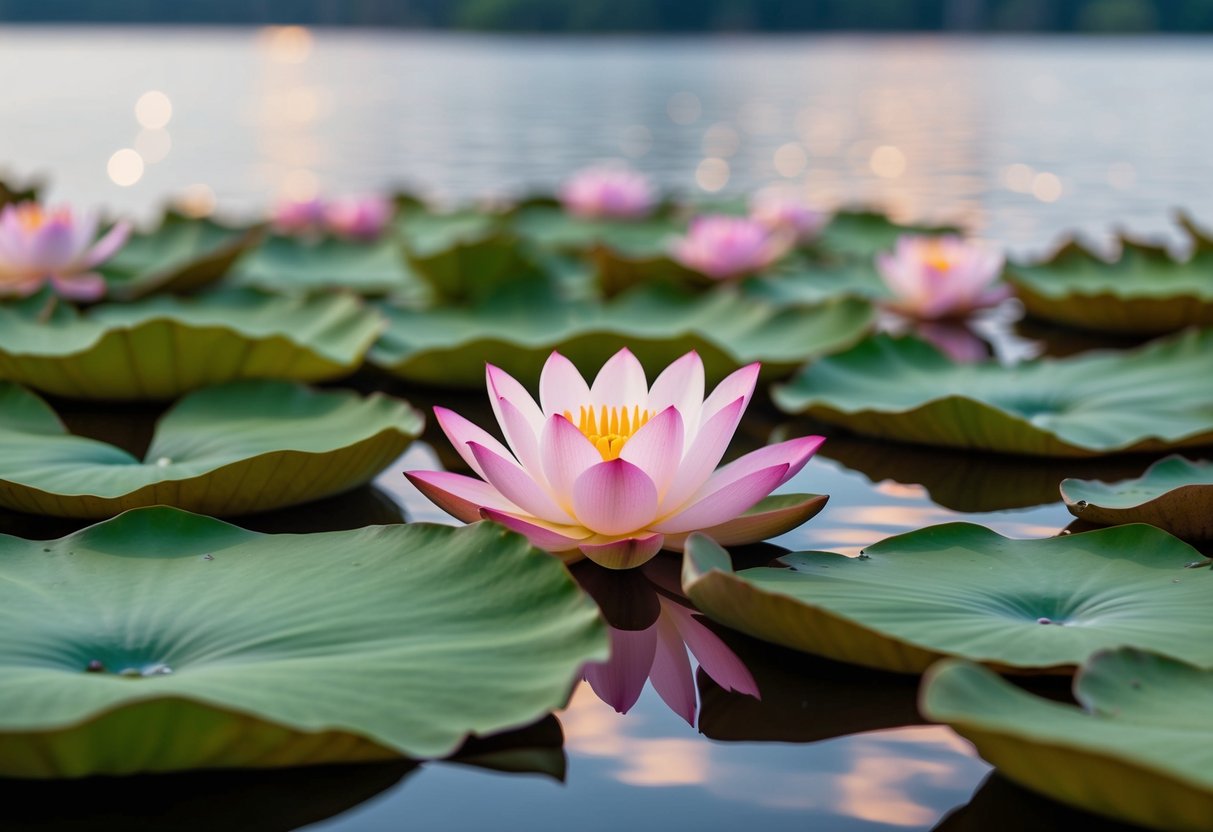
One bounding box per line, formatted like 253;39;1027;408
1061;455;1213;540
1008;231;1213;335
923;649;1213;831
681;524;1213;674
0;508;607;777
772;331;1213;457
510;205;679;257
397;209;532;304
0;289;384;400
102;215;261;300
817;210;962;259
0;381;422;517
230;233;422;298
371;283;873;388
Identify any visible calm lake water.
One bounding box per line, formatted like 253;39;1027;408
1;27;1205;832
2;28;1213;255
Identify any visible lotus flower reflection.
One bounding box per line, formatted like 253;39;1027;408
406;349;826;570
0;202;129;300
559;166;655;220
673;215;791;280
876;234;1008;320
586;594;758;724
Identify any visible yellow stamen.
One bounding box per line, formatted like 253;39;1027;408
14;204;45;232
564;405;652;460
922;240;953;272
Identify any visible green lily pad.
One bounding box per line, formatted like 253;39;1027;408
397;209;532;304
0;289;384;400
1061;455;1213;540
681;523;1213;674
0;381;422;517
510;205;680;258
922;649;1213;831
772;331;1213;457
1008;230;1213;335
0;507;607;778
371;282;873;388
230;233;422;298
817;209;962;259
102;214;262;300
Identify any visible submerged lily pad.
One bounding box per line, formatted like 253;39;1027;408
371;283;873;388
0;289;384;400
230;234;422;298
772;331;1213;457
923;649;1213;831
0;381;422;517
102;215;261;300
0;508;607;778
1061;455;1213;539
681;523;1213;674
1008;232;1213;335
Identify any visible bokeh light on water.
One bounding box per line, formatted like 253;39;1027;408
1;28;1211;256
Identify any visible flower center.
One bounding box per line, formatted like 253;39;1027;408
922;241;953;272
14;204;45;232
565;405;652;460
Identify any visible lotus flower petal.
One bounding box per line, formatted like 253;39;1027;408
673;215;791;280
877;234;1007;320
560;166;655;220
407;349;826;568
405;470;521;522
0;202;127;299
663;599;760;698
649;608;698;724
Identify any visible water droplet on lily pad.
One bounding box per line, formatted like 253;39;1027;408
155;457;172;467
1037;617;1053;625
85;660;105;673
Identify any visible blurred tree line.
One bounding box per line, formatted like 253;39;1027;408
3;0;1213;30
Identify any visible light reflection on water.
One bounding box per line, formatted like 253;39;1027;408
1;29;1212;255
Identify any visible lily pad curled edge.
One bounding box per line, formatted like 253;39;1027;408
681;523;1213;675
1007;228;1213;335
0;508;608;778
1061;455;1213;540
922;650;1213;832
370;283;874;388
102;214;263;300
0;289;385;400
771;330;1213;457
0;380;423;518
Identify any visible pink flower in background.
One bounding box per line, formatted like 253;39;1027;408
749;191;827;243
584;595;758;724
406;348;825;570
876;234;1008;320
673;215;791;279
325;195;393;241
271;197;328;236
0;202;129;301
559;166;655;219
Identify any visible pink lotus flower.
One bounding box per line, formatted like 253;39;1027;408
0;202;129;301
325;195;393;241
749;191;827;243
559;166;655;219
406;349;825;570
876;234;1008;320
271;197;329;237
672;215;791;280
585;594;758;725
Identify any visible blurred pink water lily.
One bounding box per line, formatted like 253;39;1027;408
876;234;1008;320
584;594;758;725
0;202;129;301
750;191;827;243
272;195;392;240
559;166;655;219
406;349;826;569
325;195;393;241
271;197;329;237
672;215;791;280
